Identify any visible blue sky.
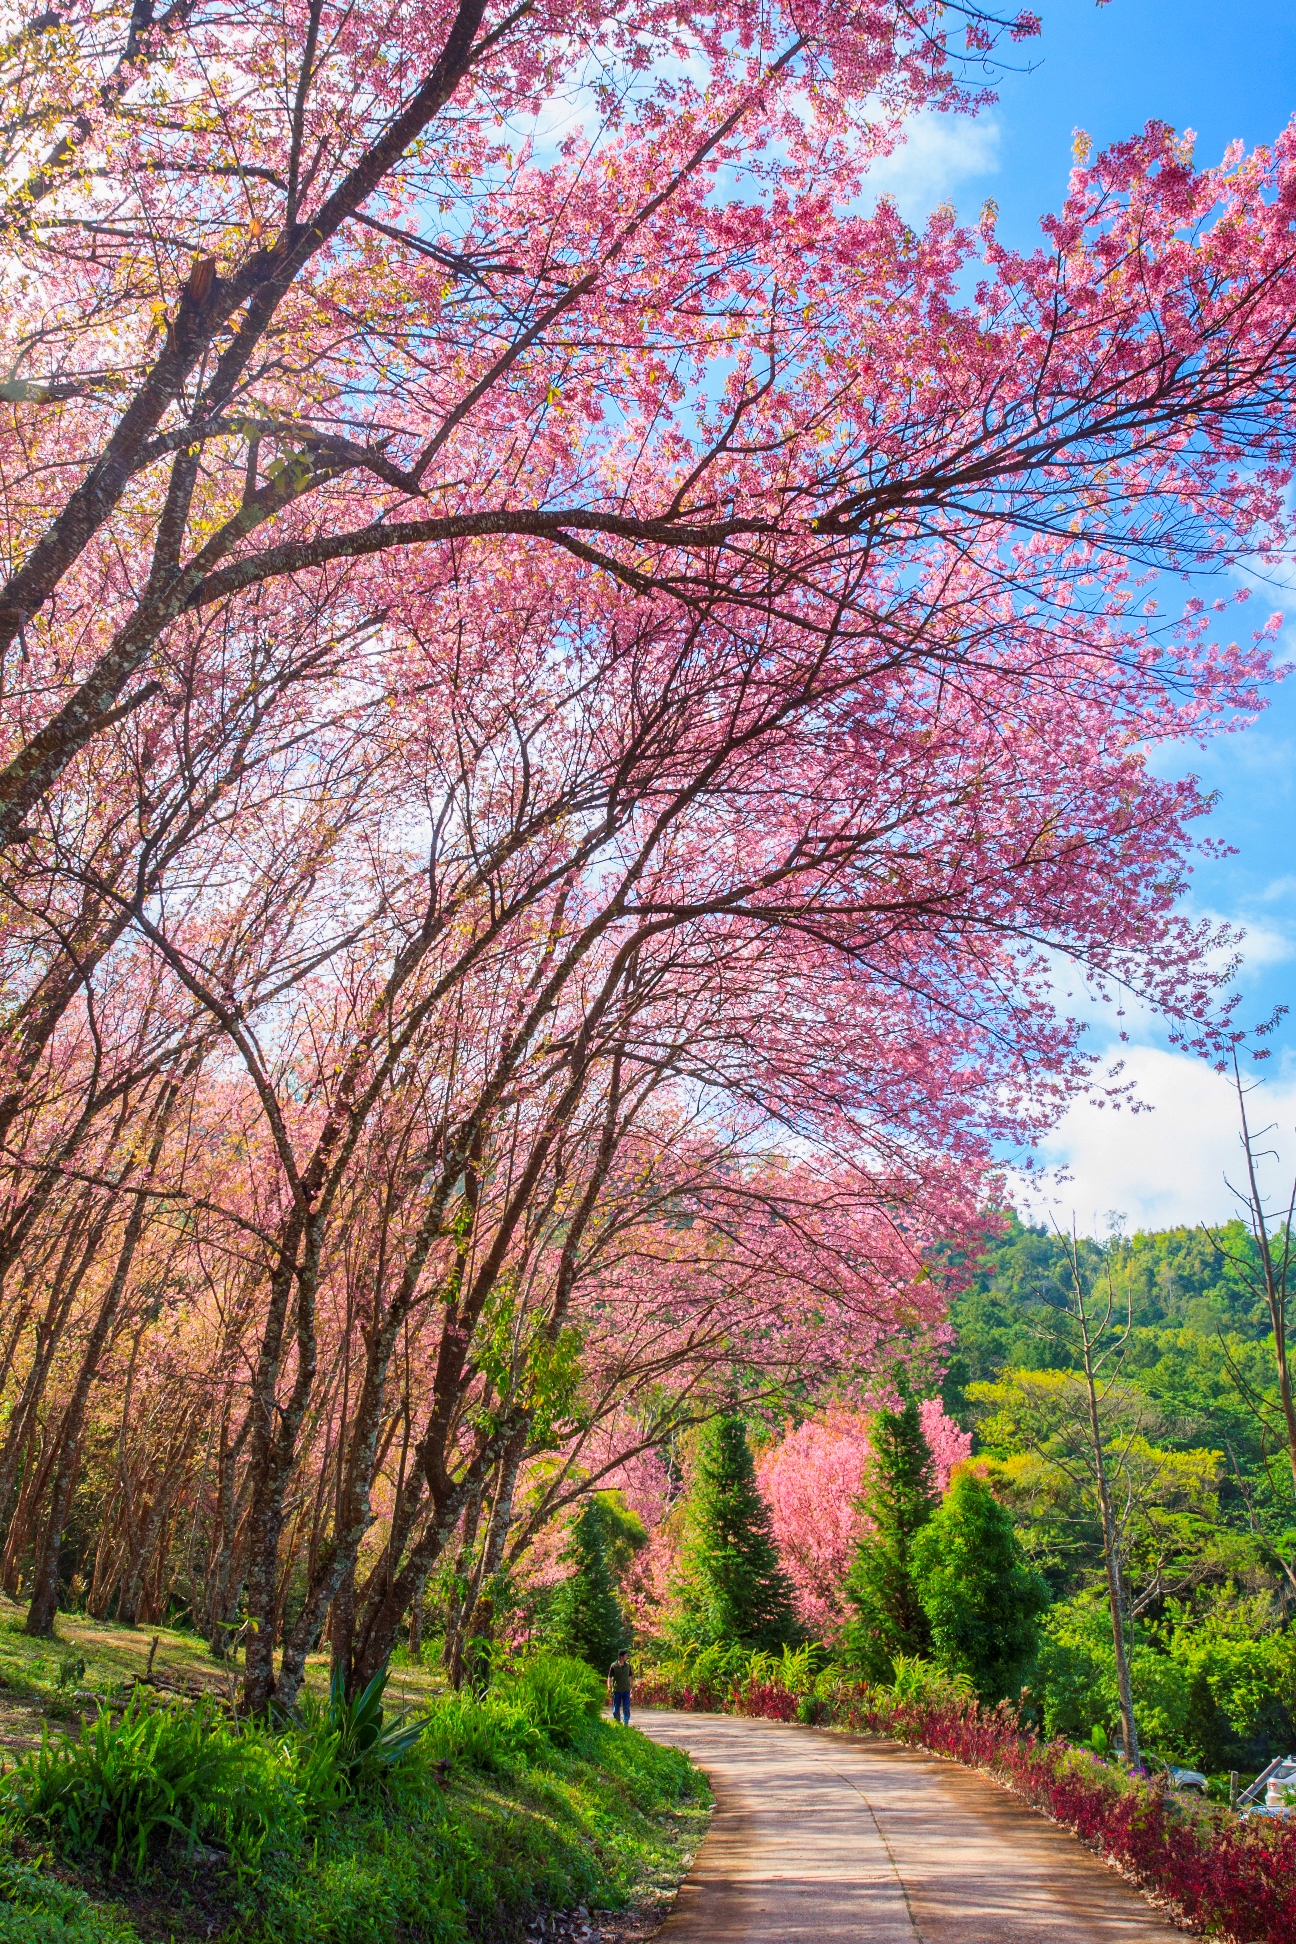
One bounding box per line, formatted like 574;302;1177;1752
872;1;1296;1231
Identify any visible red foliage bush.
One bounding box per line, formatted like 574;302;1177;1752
637;1676;1296;1941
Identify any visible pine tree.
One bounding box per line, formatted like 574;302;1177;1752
673;1417;798;1651
839;1391;938;1679
547;1499;626;1671
911;1468;1050;1702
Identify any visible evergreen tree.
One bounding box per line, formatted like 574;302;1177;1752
547;1498;626;1670
674;1417;798;1650
839;1392;938;1679
911;1468;1050;1702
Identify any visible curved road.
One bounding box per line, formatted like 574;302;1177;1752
637;1711;1184;1943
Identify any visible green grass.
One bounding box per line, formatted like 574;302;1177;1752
0;1620;709;1944
0;1856;138;1944
0;1597;443;1747
251;1721;709;1944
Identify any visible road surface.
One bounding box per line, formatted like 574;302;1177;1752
637;1710;1185;1943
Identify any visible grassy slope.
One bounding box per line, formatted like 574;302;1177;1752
0;1605;709;1944
0;1596;437;1751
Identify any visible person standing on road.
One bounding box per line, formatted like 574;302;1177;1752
608;1648;633;1725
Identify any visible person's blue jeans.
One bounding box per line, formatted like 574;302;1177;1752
612;1690;631;1725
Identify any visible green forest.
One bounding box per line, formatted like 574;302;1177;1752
554;1214;1296;1792
941;1218;1296;1776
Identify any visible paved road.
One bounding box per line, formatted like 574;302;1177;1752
637;1711;1184;1943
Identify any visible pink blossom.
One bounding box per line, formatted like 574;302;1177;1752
756;1402;973;1637
920;1398;974;1492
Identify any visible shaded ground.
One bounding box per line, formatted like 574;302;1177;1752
0;1593;442;1755
638;1710;1190;1943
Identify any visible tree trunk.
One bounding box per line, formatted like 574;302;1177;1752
1234;1073;1296;1507
460;1432;526;1689
241;1219;322;1711
407;1575;425;1661
24;1075;184;1637
1077;1292;1140;1768
202;1399;251;1650
442;1479;487;1691
118;1470;183;1626
25;1191;152;1635
0;1202;108;1539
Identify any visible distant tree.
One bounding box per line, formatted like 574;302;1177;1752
755;1403;970;1642
912;1468;1050;1704
591;1490;649;1580
673;1418;798;1651
942;1215;1268;1425
548;1500;626;1671
839;1392;938;1679
971;1368;1230;1612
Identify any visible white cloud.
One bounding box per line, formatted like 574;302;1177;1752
1234;920;1296;969
863;111;1001;224
1013;1045;1296;1234
1193;908;1295;971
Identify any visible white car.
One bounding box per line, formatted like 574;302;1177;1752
1237;1756;1296;1815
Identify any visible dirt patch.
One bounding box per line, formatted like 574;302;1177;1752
524;1900;681;1944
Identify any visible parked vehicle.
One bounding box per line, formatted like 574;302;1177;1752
1166;1765;1208;1797
1237;1757;1296;1816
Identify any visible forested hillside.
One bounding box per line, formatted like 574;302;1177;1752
939;1219;1296;1774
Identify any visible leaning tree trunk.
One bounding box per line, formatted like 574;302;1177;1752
25;1077;181;1637
25;1211;145;1634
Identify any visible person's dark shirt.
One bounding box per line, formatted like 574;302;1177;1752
609;1658;632;1693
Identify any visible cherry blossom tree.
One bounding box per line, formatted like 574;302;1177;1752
756;1401;970;1638
0;0;1294;853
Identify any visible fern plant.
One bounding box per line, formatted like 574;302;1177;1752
0;1694;297;1877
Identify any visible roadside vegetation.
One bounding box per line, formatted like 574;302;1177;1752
0;1625;707;1944
622;1219;1296;1788
947;1217;1296;1779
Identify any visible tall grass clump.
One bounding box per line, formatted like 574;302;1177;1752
0;1694;300;1876
497;1654;604;1749
416;1688;543;1774
290;1662;429;1805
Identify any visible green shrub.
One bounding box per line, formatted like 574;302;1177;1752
840;1390;938;1681
500;1654;603;1748
670;1418;799;1653
291;1661;428;1800
746;1644;820;1695
416;1688;544;1773
888;1653;976;1709
1036;1591;1296;1771
546;1499;627;1671
910;1469;1049;1702
0;1694;300;1877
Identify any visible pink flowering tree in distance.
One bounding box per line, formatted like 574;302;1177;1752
756;1402;972;1639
